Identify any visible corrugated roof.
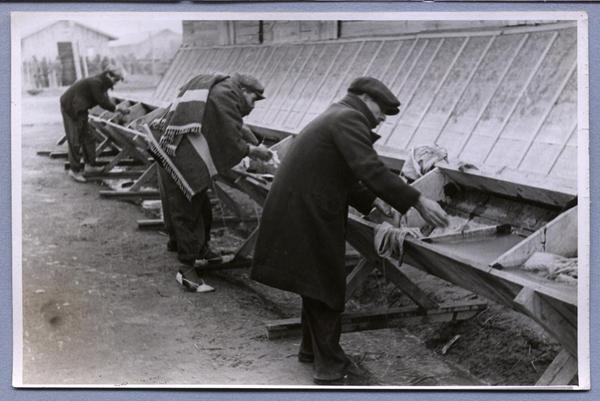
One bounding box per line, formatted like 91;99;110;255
153;22;578;193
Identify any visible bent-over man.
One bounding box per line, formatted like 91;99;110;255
156;73;271;292
60;68;129;182
250;77;449;385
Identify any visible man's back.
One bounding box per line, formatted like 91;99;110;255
60;73;114;117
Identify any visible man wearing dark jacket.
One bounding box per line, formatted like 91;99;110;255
60;68;128;182
156;73;272;292
250;77;449;385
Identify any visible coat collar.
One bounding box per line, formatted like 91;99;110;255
338;93;381;143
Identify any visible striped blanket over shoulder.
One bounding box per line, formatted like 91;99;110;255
148;74;229;200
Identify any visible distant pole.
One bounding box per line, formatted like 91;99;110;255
149;31;155;76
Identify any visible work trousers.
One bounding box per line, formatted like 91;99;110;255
61;109;96;172
158;167;212;266
300;296;350;381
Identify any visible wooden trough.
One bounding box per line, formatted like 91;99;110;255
343;164;578;385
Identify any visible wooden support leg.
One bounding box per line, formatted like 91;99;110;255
128;163;158;192
536;348;578;386
376;260;439;310
213;181;245;218
345;258;374;302
235;227;259;259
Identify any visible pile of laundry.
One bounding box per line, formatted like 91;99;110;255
522;252;578;284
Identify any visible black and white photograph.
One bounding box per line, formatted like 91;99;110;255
11;12;589;389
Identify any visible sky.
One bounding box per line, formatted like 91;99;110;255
15;13;184;40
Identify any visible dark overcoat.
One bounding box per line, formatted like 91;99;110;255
60;72;116;119
250;94;421;311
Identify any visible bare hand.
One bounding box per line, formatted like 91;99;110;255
414;195;449;228
248;144;272;161
116;107;130;115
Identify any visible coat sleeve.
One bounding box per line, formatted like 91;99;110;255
89;81;116;112
331;110;421;214
348;181;376;215
204;84;250;172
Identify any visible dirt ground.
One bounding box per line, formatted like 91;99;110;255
18;89;560;387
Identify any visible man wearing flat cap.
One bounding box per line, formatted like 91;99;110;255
60;67;129;182
251;76;448;384
155;72;271;292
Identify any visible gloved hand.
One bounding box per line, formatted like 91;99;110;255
116;107;130;115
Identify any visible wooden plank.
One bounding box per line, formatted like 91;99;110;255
83;170;146;180
49;149;118;159
514;288;577;356
536;348;578;386
99;189;160;199
439;166;576;208
64;158;151;170
265;300;487;339
492;207;577;269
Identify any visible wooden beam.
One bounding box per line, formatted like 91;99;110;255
536;348;578;386
83;170;146;180
99;189;159;199
265;300;487;339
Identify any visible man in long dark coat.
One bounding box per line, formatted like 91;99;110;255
60;68;128;182
250;77;449;385
156;73;272;292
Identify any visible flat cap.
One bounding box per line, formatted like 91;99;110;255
104;66;125;82
348;77;400;116
233;73;266;100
